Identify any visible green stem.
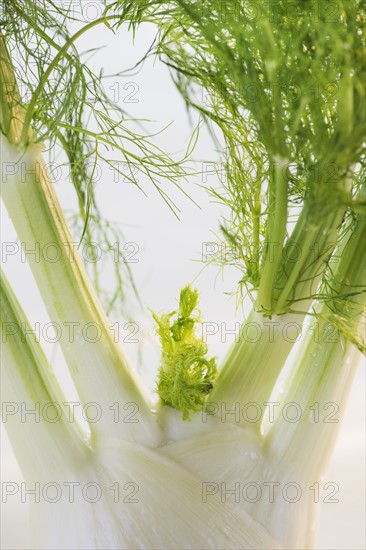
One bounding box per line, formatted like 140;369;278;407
256;157;289;311
273;174;350;314
251;176;262;282
274;225;316;314
0;33;30;144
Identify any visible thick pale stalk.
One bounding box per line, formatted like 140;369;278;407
270;339;360;467
256;213;366;548
208;310;306;432
250;334;361;550
0;135;160;444
269;209;365;460
0;270;88;479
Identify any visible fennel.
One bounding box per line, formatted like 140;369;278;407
1;2;365;549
